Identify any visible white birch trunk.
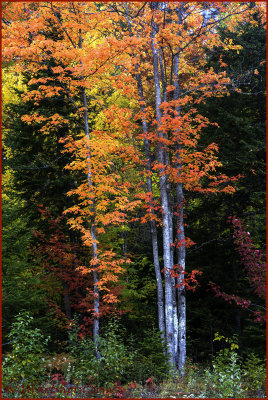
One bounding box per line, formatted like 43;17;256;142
135;71;165;338
159;47;179;365
125;2;165;340
176;182;186;372
150;4;176;367
172;6;187;369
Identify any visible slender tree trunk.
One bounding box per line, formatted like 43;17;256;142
168;189;179;366
151;5;176;367
50;2;100;356
172;16;187;370
176;182;186;372
159;47;179;364
135;71;165;338
79;33;100;356
81;86;100;356
125;3;165;339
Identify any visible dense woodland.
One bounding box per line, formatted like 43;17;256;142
2;2;266;398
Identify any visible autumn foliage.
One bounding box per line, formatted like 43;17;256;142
2;1;266;372
32;206;126;334
210;216;266;323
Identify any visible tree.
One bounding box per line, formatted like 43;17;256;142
2;2;138;352
104;1;261;372
2;13;86;340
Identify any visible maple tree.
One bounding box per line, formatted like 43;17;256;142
2;1;265;373
2;2;136;352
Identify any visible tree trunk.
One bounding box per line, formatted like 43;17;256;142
125;2;165;340
151;6;176;367
135;71;165;338
79;30;100;356
159;47;179;365
50;4;101;351
176;182;186;372
172;31;187;372
81;86;100;357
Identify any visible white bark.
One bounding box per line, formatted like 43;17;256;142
81;86;100;357
176;181;186;372
125;2;165;340
136;71;165;338
160;48;179;365
172;5;187;372
150;4;176;367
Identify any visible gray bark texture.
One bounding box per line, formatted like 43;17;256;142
82;86;101;358
135;71;165;338
172;4;187;372
151;6;176;367
125;2;165;340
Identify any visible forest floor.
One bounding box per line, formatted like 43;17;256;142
2;346;266;398
2;378;266;398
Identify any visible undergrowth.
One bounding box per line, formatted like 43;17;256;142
2;313;266;398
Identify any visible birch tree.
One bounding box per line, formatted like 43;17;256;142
105;1;261;372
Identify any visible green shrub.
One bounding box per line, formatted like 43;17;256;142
205;349;243;398
98;318;136;385
204;334;244;398
2;311;49;387
64;317;101;385
65;317;135;386
65;318;170;387
134;328;171;383
242;352;266;394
